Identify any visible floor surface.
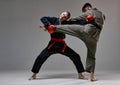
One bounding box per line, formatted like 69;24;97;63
0;70;120;85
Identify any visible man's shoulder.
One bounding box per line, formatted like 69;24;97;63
92;8;102;13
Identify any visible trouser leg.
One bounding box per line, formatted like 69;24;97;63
31;48;53;73
55;25;85;38
61;46;84;73
85;40;97;73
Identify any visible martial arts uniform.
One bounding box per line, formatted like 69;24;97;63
53;8;105;73
31;17;84;74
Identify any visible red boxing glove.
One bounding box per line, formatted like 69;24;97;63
86;14;94;23
47;25;55;34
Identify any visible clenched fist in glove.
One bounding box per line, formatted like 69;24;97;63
86;14;94;23
47;25;55;34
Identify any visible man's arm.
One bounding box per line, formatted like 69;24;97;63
62;19;86;25
64;11;94;25
40;17;58;27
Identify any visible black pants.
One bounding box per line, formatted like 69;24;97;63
31;42;84;73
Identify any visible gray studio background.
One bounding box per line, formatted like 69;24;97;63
0;0;120;72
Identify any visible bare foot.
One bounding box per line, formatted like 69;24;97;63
90;72;97;82
91;78;98;82
28;75;36;80
28;73;37;80
78;73;88;80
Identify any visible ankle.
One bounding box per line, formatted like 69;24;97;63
90;72;94;77
32;73;37;77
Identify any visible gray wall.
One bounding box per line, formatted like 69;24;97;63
0;0;120;72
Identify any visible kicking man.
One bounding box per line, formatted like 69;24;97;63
46;3;105;81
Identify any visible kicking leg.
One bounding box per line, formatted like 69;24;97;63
55;25;85;38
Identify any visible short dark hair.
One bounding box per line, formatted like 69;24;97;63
82;3;92;12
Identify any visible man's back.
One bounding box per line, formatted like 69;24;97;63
91;8;105;29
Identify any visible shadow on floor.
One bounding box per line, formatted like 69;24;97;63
35;73;78;80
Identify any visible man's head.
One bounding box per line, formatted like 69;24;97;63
59;11;71;22
82;3;92;12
